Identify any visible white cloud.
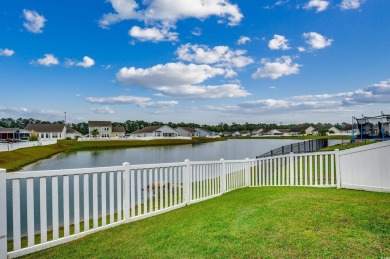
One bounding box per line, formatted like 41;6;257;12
298;46;306;52
66;56;95;68
33;54;59;66
129;26;178;42
237;36;250;45
342;79;390;105
191;27;202;36
99;0;243;31
23;9;46;33
252;56;300;79
0;106;29;114
340;0;363;10
176;44;253;68
116;62;250;99
303;0;330;12
292;92;353;101
90;106;114;114
0;106;63;117
268;35;290;50
303;32;333;50
0;48;14;57
86;95;178;108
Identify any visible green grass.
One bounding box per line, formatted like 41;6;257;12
22;187;390;258
0;138;224;172
322;139;377;151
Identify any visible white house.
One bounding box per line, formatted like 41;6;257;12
232;131;241;137
65;128;83;139
25;123;67;140
251;129;264;136
88;121;112;138
195;128;216;137
305;126;318;135
327;126;342;135
130;125;178;138
175;127;199;137
240;130;251;137
112;127;126;138
266;129;292;136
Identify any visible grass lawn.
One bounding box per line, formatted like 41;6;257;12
23;187;390;258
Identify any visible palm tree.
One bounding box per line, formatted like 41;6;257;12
91;129;99;138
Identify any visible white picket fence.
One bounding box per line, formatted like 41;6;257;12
0;140;57;152
0;141;389;258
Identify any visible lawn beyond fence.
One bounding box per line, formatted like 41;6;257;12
22;187;390;258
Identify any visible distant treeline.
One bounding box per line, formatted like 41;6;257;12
0;117;348;136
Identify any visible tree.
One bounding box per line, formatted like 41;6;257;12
91;129;99;138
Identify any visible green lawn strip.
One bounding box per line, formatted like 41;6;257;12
0;138;225;172
21;187;390;258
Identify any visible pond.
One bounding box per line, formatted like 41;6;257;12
23;139;304;171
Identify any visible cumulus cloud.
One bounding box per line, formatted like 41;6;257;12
303;0;330;12
176;44;253;68
66;56;95;68
342;79;390;105
0;48;14;57
340;0;363;10
129;26;178;42
0;106;63;118
268;35;290;50
237;36;250;45
86;95;178;108
32;54;59;66
252;56;300;79
303;32;333;50
240;99;341;111
99;0;243;41
23;9;46;33
116;62;250;99
90;106;114;114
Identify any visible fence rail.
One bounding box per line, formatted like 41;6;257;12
256;139;328;158
0;140;57;152
1;140;389;259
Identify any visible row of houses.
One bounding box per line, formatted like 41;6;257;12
0;120;360;142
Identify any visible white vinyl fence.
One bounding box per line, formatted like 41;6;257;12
0;140;57;152
0;141;389;258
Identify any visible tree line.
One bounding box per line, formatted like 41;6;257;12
0;117;351;136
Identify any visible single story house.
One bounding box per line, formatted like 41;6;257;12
175;127;199;137
305;126;318;135
327;126;342;135
195;128;216;137
130;125;178;138
240;130;251;137
220;131;232;137
232;131;241;137
0;127;31;141
266;129;292;136
65;128;83;139
251;129;265;136
25;123;67;140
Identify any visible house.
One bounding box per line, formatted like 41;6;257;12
305;126;318;135
88;121;112;138
232;131;241;137
112;127;126;138
340;124;360;136
25;123;67;140
240;130;251;137
65;128;83;139
220;131;232;137
175;127;200;137
195;128;216;137
251;129;264;136
327;126;342;135
130;125;178;138
290;126;306;136
0;127;30;141
266;129;292;136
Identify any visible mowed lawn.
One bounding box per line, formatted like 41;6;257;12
23;187;390;258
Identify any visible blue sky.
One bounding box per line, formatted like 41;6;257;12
1;0;389;124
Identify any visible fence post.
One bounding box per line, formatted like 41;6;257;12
335;149;341;189
122;162;130;221
0;169;7;259
220;159;226;193
289;152;295;186
183;159;191;204
245;158;250;187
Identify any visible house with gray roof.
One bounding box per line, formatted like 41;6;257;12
25;123;67;140
175;127;199;137
0;127;31;141
130;125;178;138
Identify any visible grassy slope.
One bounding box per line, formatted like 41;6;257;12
23;187;390;258
0;138;224;172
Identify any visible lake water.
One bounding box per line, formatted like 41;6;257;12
23;139;303;171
